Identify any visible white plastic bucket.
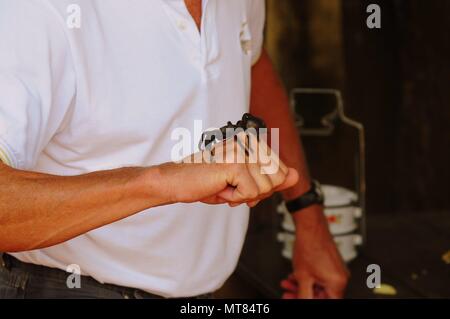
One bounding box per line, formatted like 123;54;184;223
277;232;362;263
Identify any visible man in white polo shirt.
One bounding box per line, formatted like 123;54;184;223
0;0;348;298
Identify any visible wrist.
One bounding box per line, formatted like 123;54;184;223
284;179;324;215
137;165;174;207
282;178;311;200
293;204;328;232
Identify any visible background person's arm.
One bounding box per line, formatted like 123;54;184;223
250;50;349;299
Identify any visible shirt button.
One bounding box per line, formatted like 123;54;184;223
177;20;187;31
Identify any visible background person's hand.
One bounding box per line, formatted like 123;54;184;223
281;207;350;299
159;132;299;207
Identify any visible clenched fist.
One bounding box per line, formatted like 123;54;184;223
158;131;299;207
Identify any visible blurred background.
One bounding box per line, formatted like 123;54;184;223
217;0;450;298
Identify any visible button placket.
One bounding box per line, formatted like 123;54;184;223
160;0;202;52
200;0;220;80
161;0;219;79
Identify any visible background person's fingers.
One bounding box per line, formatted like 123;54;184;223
314;285;329;299
287;273;297;281
282;293;296;299
324;286;345;299
297;276;315;299
281;279;298;293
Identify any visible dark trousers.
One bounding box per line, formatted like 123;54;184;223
0;253;212;299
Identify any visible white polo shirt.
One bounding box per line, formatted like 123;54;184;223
0;0;265;297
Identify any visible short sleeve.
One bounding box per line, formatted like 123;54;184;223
0;0;76;169
248;0;266;65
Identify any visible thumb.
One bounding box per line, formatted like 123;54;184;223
297;276;315;299
216;186;236;202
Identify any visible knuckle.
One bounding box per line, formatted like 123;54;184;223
246;189;259;199
260;183;273;195
272;173;287;187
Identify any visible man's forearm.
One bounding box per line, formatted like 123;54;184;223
0;162;163;252
250;50;326;227
250;50;311;199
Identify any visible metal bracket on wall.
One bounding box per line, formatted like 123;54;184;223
290;88;367;244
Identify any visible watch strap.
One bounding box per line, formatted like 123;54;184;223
285;180;324;214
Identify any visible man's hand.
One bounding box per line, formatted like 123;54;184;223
158;132;299;207
281;206;350;299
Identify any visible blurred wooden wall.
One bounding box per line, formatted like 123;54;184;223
266;0;345;89
265;0;450;214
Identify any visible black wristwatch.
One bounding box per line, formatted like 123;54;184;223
285;180;324;214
